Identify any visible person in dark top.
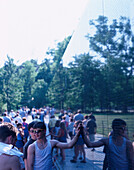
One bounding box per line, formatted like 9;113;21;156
86;114;97;151
23;121;37;170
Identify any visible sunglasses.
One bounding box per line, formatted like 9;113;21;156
34;129;44;134
29;130;34;133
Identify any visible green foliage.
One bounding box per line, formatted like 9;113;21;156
0;17;134;113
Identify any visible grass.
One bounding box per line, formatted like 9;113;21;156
94;114;134;141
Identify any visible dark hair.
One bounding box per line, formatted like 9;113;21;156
33;121;46;130
0;117;3;122
112;119;126;129
77;109;81;113
0;123;17;142
22;117;26;121
28;121;38;131
55;120;60;127
17;123;22;128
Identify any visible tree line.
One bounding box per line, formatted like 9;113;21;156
0;16;134;113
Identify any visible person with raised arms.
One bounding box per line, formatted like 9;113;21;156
27;121;80;170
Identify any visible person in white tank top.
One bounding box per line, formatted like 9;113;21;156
81;118;134;170
27;121;80;170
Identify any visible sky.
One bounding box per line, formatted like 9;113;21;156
0;0;133;67
0;0;88;67
62;0;133;66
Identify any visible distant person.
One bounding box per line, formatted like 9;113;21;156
59;109;64;120
88;112;96;121
9;110;16;119
81;118;134;170
15;123;24;152
68;118;74;140
22;117;29;143
86;114;97;151
73;109;84;122
70;120;86;163
48;115;57;139
3;113;11;123
14;112;23;124
27;121;80;170
19;109;26;118
50;105;56;117
39;109;45;122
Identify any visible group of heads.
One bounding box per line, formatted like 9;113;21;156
0;121;47;145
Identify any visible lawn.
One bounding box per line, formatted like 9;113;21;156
94;114;134;141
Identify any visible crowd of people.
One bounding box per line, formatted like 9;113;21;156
0;106;134;170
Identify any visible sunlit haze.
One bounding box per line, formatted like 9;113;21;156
0;0;88;67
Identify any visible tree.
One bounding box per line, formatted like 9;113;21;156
2;56;21;111
19;61;37;108
86;16;134;112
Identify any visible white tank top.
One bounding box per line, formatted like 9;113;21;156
34;140;52;170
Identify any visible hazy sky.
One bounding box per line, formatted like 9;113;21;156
62;0;132;66
0;0;133;67
0;0;88;67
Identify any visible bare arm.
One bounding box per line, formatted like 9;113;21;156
82;128;107;147
126;140;134;170
27;144;35;170
24;159;27;170
51;131;80;149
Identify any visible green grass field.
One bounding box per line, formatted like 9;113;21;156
94;114;134;141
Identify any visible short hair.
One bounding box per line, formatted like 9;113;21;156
0;123;18;142
0;117;3;122
28;121;38;131
33;122;46;130
77;109;81;113
22;117;26;121
17;123;22;128
112;119;126;129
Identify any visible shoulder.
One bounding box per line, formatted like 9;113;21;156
50;139;59;148
28;141;35;151
100;137;109;145
10;155;20;162
126;139;133;147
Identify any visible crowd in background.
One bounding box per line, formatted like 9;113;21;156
0;106;134;170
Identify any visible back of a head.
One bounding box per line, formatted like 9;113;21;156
33;121;46;130
112;118;126;130
60;121;66;129
22;117;26;122
0;123;17;142
0;117;3;123
77;109;81;114
3;113;7;117
55;120;60;127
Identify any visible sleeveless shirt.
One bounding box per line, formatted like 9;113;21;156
34;140;52;170
108;136;129;170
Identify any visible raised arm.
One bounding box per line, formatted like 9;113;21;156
27;144;35;170
81;125;106;148
52;130;80;149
